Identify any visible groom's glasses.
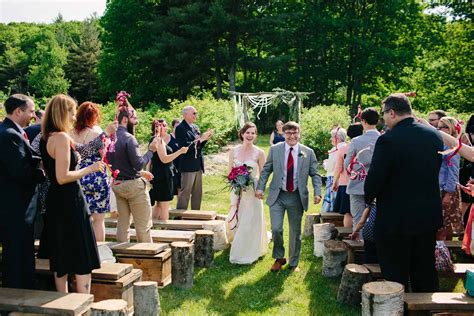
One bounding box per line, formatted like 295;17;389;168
285;131;299;136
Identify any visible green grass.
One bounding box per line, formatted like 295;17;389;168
161;135;360;315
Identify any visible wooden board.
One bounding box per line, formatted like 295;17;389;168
320;212;344;226
0;288;93;315
405;292;474;311
336;227;352;239
169;209;217;220
105;227;195;243
105;218;209;231
111;242;169;256
364;263;474;279
91;263;133;280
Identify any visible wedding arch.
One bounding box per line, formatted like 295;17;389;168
230;88;312;128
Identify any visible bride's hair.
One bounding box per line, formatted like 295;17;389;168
239;122;257;141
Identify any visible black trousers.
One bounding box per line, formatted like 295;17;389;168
363;240;378;264
1;222;35;289
376;232;438;292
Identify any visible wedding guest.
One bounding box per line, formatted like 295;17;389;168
106;97;157;243
365;93;443;292
344;108;380;231
351;204;378;263
269;120;285;145
333;123;363;228
176;106;212;210
149;119;188;220
24;109;45;141
321;127;346;212
0;94;45;289
437;116;463;241
460;115;474;220
168;118;182;192
71;102;113;242
428;110;447;128
39;94;103;293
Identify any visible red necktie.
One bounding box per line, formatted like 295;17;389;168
286;147;294;192
23;131;29;142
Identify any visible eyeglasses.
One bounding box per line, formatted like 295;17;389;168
380;108;392;115
285;131;299;136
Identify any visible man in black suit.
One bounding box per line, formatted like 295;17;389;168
364;93;443;292
175;106;212;210
0;94;45;289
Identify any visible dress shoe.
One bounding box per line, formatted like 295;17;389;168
289;266;300;272
271;258;287;272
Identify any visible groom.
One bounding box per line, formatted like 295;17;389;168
256;121;322;272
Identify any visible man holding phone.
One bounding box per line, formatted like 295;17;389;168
175;106;212;210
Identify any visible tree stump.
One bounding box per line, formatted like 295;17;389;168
361;281;404;316
90;299;128;316
194;230;214;267
337;264;371;305
134;281;160;316
322;240;348;277
202;220;228;251
303;213;320;238
313;223;337;257
171;241;194;289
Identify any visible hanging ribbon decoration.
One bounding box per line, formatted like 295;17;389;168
439;120;464;166
347;147;371;181
228;193;242;230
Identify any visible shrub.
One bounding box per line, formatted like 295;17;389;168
300;105;351;161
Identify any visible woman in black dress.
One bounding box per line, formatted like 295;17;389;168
40;94;105;293
149;119;188;219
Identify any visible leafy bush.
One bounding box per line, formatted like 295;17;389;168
300;105;351;161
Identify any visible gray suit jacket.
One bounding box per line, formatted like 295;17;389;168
344;130;380;195
257;142;322;211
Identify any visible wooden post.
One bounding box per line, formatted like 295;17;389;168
313;223;337;257
202;220;228;251
171;241;194;289
90;299;128;316
134;281;160;316
303;213;320;238
194;230;214;268
322;240;348;277
361;281;404;316
337;264;371;305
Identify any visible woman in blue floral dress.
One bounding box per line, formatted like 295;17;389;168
72;102;112;241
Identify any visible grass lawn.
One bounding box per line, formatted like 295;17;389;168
160;135;360;315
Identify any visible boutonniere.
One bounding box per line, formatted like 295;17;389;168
298;151;307;158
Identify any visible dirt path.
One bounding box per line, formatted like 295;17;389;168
203;141;239;176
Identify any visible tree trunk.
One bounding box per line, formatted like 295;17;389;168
313;223;337;257
322;240;348;277
216;68;222;99
171;241;194;289
303;213;320;238
337;264;371;305
90;299;128;316
202;220;228;251
194;230;214;268
134;281;160;316
361;281;404;316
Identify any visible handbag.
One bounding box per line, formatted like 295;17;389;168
465;269;474;297
435;241;455;272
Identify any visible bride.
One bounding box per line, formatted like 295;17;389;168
227;122;268;264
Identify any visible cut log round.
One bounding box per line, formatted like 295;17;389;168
90;299;128;316
337;264;371;305
202;220;228;251
322;240;348;277
303;213;320;238
194;230;214;268
171;241;194;289
134;281;160;316
361;281;404;316
313;223;337;257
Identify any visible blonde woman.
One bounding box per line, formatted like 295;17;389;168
40;94;104;293
437;116;463;240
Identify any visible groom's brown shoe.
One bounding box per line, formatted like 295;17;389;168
271;258;287;272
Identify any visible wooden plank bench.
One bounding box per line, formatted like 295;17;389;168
364;263;474;279
104;218;208;231
320;212;344;227
169;209;217;220
405;292;474;315
105;227;195;243
344;240;463;264
0;287;93;315
336;227;352;239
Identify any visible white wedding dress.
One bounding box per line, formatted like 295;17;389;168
226;146;268;264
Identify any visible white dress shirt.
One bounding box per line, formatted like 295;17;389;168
282;143;299;191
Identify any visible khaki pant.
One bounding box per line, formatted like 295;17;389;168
112;178;152;243
177;171;203;210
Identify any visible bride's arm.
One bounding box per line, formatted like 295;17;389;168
228;148;234;173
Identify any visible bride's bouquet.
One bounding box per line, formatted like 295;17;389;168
225;164;255;196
